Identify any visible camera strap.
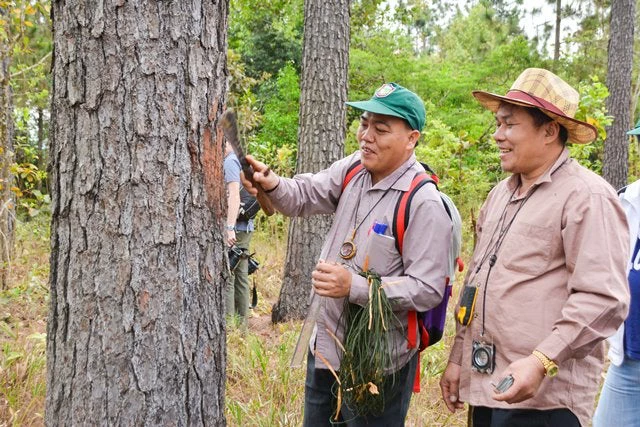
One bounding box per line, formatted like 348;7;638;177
475;158;568;336
476;183;537;336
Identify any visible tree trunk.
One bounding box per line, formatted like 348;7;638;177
46;2;229;425
0;7;14;290
35;107;48;193
553;0;561;64
271;0;350;323
603;0;635;189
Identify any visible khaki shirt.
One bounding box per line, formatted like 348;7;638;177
269;152;452;372
450;149;630;426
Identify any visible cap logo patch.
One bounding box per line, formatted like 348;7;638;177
375;83;396;98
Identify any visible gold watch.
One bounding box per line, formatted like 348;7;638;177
532;350;559;377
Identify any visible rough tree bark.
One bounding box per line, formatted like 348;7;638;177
0;6;14;290
603;0;636;189
554;0;561;64
46;1;229;425
271;0;350;323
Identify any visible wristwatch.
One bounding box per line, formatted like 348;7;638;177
225;225;235;231
532;350;559;377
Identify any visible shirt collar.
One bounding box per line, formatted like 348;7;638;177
369;153;419;192
507;148;570;193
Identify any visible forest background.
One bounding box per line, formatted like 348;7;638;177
1;0;639;425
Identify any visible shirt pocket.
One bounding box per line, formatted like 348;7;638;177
499;222;554;276
360;231;399;276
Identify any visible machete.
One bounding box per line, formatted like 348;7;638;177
220;110;275;216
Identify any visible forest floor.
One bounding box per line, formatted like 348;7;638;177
0;217;467;426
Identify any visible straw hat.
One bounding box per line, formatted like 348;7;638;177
472;68;597;144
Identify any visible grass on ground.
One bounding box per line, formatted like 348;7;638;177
1;214;467;426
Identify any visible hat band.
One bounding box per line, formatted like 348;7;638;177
505;90;568;118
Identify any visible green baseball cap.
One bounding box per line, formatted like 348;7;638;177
346;83;426;131
628;119;640;135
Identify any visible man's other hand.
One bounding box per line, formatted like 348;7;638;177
440;362;465;413
311;260;352;298
492;354;546;404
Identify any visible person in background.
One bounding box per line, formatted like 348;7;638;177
439;68;630;427
224;141;254;324
593;119;640;427
241;83;452;425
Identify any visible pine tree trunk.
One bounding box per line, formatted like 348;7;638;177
46;2;229;425
603;0;635;190
271;0;350;323
0;7;14;290
553;0;561;64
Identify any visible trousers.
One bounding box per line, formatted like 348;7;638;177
593;356;640;427
226;230;252;322
303;350;417;426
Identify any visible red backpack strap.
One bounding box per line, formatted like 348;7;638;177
394;172;437;394
342;160;364;191
392;173;436;255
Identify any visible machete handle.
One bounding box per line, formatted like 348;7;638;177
241;163;276;217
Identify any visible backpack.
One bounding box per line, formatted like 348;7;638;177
342;160;463;392
237;187;260;222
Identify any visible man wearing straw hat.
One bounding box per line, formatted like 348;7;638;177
439;68;630;426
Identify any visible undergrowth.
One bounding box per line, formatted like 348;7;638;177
1;214;467;426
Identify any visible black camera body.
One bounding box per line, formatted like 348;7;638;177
471;340;496;374
228;246;259;275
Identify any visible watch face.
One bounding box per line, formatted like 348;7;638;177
548;365;559;377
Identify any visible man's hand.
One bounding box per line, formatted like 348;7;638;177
311;260;352;298
492;354;546;404
226;229;236;247
440;362;465;413
241;155;279;195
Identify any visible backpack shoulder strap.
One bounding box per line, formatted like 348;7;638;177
392;172;436;255
342;159;364;191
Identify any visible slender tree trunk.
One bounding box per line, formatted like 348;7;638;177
0;7;14;290
46;1;229;425
603;0;635;189
272;0;350;322
554;0;561;64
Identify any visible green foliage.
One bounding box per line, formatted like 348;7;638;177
227;49;264;136
228;0;303;80
250;64;300;176
12;106;49;219
568;75;612;174
436;2;523;63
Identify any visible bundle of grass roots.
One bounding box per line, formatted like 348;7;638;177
335;269;400;419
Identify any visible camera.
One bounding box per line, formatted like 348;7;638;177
247;254;259;275
471;340;495;374
228;246;243;271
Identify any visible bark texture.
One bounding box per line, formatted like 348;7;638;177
272;0;349;323
0;7;14;290
603;0;635;189
46;1;229;425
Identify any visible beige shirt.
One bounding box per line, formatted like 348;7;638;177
450;149;630;426
269;152;453;372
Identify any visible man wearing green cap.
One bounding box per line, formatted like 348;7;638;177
241;83;452;424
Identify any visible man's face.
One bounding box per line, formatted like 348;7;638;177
357;111;419;184
493;104;552;176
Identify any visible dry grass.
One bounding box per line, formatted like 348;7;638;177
0;217;49;427
0;214;468;426
225;219;467;426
